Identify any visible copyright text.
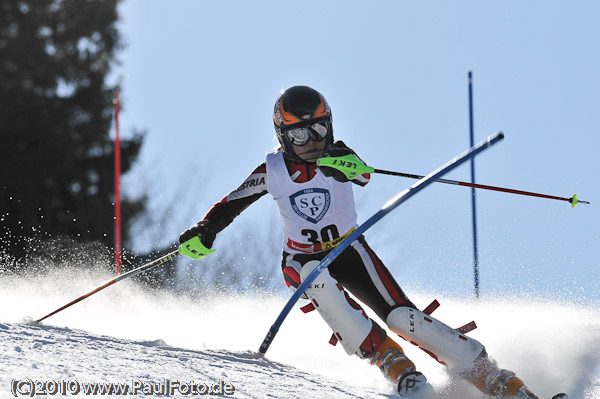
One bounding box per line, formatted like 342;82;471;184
10;378;236;396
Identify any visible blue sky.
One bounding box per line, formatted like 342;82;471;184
113;1;598;301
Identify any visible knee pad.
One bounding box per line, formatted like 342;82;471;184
300;260;372;356
386;306;484;371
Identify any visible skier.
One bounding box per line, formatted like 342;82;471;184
179;85;567;399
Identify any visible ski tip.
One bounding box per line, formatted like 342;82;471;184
497;131;505;140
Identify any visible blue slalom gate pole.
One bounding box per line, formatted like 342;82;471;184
258;132;505;355
468;71;480;300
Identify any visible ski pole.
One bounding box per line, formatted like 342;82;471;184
372;169;589;207
259;132;504;356
317;156;590;208
35;249;180;323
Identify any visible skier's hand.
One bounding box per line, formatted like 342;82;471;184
319;143;355;182
318;142;372;182
179;220;216;248
324;142;356;158
178;221;216;259
320;164;350;182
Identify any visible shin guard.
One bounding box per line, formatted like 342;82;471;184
300;260;372;355
386;306;484;371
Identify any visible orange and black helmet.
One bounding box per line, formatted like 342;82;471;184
273;86;333;156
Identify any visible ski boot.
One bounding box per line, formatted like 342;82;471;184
367;335;431;396
398;370;430;396
483;368;568;399
461;351;568;399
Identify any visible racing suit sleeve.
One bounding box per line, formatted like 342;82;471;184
201;162;268;235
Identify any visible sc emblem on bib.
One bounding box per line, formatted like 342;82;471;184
289;188;331;224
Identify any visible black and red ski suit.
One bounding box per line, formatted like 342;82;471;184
198;146;416;358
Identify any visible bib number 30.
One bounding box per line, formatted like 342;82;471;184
301;224;340;244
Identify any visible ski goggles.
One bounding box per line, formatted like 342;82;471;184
283;121;329;146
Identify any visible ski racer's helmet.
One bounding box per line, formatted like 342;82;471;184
273;86;334;158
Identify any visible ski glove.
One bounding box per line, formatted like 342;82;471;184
178;221;216;259
319;142;371;183
319;143;356;182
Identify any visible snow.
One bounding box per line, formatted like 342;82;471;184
1;264;599;399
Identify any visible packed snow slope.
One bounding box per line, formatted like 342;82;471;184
1;264;599;398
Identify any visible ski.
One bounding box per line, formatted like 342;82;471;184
258;132;505;355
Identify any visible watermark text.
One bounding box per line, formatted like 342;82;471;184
10;378;235;396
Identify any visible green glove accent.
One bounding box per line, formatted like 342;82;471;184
570;194;579;208
317;154;375;180
179;236;216;259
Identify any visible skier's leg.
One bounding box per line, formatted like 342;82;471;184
299;259;372;355
386;306;568;399
282;256;428;393
299;260;429;394
460;351;567;399
321;240;564;399
318;242;432;393
386;306;484;370
358;322;429;395
329;238;417;321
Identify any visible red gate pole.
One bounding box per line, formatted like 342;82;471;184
114;90;121;275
